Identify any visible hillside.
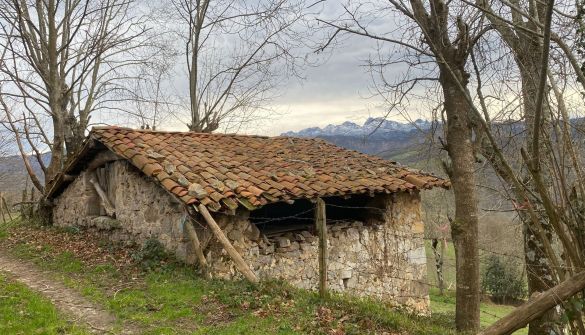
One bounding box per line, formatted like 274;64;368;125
0;153;48;203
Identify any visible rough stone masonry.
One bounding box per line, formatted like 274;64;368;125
52;159;430;314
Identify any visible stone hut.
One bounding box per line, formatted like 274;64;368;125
46;127;449;314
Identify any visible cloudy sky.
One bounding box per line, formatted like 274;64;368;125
265;35;388;135
150;1;419;137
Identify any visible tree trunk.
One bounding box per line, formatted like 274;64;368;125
440;68;481;333
46;114;66;184
519;53;562;335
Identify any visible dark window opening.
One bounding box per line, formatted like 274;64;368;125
251;199;315;237
249;194;386;237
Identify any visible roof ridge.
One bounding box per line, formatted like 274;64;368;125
91;126;272;139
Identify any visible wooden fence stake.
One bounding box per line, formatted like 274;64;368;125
29;187;35;218
480;270;585;335
197;204;258;284
185;219;211;279
21;188;27;219
3;196;12;221
315;197;328;298
0;194;6;223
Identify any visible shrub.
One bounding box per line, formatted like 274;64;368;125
482;255;527;304
132;238;167;270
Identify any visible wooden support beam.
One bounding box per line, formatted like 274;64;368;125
89;175;115;217
480;271;585;335
315;197;328;298
184;219;211;279
197;204;258;284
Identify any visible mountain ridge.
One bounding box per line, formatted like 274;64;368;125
282;117;432;139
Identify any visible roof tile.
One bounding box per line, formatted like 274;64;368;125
81;127;449;212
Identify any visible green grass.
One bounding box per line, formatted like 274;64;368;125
0;273;89;335
429;289;527;335
2;218;530;334
1;219;457;335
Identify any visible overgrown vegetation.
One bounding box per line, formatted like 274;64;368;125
482;256;527;304
0;218;457;334
131;238;168;271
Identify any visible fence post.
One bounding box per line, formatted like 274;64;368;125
0;193;6;223
21;188;27;219
315;197;328;298
2;194;12;221
29;187;36;218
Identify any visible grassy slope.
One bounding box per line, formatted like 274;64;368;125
1;218;455;335
0;273;89;335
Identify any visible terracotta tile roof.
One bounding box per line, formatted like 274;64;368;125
57;127;450;211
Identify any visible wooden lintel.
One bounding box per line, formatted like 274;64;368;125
197;203;259;284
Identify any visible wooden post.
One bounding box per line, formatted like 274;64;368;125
21;188;27;219
0;194;6;223
315;197;328;298
29;187;35;218
197;204;258;284
184;219;211;279
3;195;12;221
480;271;585;335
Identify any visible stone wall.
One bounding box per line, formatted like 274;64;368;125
52;159;194;262
53;156;429;313
203;192;429;314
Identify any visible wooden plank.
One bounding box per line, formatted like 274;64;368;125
315;197;328;298
89;175;116;217
197;204;258;284
480;271;585;335
184;219;211;279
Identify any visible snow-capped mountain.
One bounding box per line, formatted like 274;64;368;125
281;118;434;160
282;117;432;139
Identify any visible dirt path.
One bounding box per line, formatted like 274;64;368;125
0;252;124;334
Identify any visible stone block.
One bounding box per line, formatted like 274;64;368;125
411;221;424;234
340;269;352;279
276;237;291;248
261;244;275;255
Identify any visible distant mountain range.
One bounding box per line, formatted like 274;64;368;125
282;117;432;139
282;118;436;163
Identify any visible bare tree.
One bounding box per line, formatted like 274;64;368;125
318;1;486;331
0;0;156;189
167;0;317;133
